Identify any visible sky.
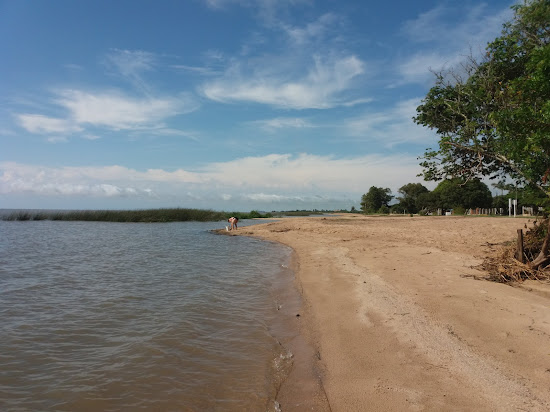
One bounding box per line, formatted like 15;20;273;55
0;0;516;211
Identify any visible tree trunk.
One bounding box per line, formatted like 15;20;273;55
529;219;550;269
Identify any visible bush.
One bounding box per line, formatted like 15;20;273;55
453;206;466;215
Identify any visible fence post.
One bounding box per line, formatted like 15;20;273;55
516;229;525;263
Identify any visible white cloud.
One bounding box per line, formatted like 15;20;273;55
0;163;155;198
202;54;365;109
395;52;464;86
54;89;196;130
251;117;314;132
104;49;156;92
170;64;222;76
0;153;426;203
82;133;101;140
202;153;424;194
282;13;340;45
397;3;513;85
145;127;200;141
15;89;199;137
16;114;83;134
345;98;436;146
46;136;69;143
14;48;199;139
105;49;156;76
202;0;312;18
403;3;511;48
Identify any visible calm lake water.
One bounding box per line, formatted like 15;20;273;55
0;219;297;411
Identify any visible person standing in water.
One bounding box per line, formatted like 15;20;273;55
228;216;238;230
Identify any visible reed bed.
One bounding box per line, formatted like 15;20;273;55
3;208;273;223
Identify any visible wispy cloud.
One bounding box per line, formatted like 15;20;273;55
202;0;313;21
345;98;436;146
103;49;156;93
251;117;314;132
170;64;222;76
396;3;513;85
16;114;83;134
56;89;195;129
15;89;198;136
202;54;365;109
281;12;341;45
144;128;200;141
402;3;511;48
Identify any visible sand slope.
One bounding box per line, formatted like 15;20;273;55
234;215;550;411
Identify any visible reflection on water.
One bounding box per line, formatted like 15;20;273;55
0;220;294;411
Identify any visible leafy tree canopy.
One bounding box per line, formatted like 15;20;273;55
361;186;393;213
415;0;550;198
433;178;493;210
397;183;429;213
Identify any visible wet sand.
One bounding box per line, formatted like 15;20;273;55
232;215;550;411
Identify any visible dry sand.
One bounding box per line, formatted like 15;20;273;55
231;215;550;411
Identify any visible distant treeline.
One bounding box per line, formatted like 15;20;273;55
2;208;274;223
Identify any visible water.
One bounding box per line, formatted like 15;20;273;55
0;219;296;411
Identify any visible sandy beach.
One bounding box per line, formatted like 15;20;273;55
231;215;550;411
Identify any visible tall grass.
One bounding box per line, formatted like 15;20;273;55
3;208;273;223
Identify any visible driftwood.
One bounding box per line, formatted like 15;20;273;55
528;219;550;269
481;218;550;283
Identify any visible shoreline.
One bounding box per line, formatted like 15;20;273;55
233;215;550;411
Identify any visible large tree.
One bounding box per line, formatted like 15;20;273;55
360;186;393;213
415;0;550;269
433;178;492;210
414;0;550;196
397;183;429;213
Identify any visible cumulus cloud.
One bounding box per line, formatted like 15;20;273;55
0;152;425;203
0;163;155;198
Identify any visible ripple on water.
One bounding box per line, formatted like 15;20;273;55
0;220;295;411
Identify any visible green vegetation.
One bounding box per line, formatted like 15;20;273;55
362;179;502;216
396;183;429;214
432;179;493;210
360;186;393;213
414;0;550;199
3;208;273;223
414;0;550;269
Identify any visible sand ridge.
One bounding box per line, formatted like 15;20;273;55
234;215;550;411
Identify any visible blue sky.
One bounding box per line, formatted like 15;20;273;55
1;0;515;211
